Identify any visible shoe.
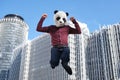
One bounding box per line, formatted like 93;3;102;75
51;65;55;69
62;64;72;75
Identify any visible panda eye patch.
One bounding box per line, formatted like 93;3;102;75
56;17;60;20
63;18;66;22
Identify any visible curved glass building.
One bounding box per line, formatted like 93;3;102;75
0;14;29;80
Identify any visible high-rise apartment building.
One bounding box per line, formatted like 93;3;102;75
69;21;90;80
0;14;29;80
8;45;23;80
8;42;30;80
86;23;120;80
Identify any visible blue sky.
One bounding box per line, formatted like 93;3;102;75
0;0;120;40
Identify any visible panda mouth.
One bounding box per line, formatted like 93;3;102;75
59;23;64;26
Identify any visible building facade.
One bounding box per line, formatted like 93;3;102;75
8;41;30;80
8;45;23;80
0;14;29;80
86;23;120;80
69;21;90;80
19;42;31;80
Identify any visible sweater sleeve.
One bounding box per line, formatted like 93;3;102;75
36;17;50;33
69;19;81;34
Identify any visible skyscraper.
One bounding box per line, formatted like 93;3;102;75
86;23;120;80
8;42;30;80
0;14;29;80
69;21;90;80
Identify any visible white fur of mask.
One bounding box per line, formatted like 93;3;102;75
54;11;68;27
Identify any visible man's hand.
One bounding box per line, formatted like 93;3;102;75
70;17;75;22
42;13;47;18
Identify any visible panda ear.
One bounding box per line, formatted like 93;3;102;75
66;12;69;16
54;10;58;14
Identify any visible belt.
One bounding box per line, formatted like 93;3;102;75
53;45;68;48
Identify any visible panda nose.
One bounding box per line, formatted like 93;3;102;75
60;21;62;23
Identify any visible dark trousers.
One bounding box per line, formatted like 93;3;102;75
50;47;70;68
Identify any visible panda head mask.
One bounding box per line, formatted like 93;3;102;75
54;10;69;27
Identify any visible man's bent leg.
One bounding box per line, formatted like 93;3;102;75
50;47;61;69
61;47;72;75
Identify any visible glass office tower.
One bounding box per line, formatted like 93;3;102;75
0;14;29;80
69;21;90;80
8;45;23;80
86;23;120;80
8;42;30;80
